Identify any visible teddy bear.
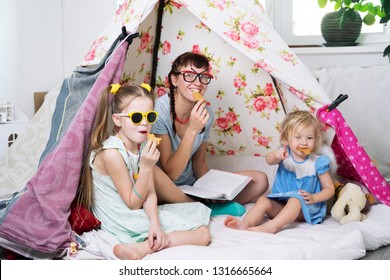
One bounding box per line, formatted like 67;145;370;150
330;182;375;224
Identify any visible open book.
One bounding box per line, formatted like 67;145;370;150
179;169;252;200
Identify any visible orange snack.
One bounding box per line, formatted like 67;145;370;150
298;147;311;155
192;91;206;102
147;133;161;145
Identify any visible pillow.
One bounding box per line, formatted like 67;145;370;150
68;202;101;235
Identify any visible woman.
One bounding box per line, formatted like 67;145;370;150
151;52;269;205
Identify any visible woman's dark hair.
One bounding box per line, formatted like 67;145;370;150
168;52;210;134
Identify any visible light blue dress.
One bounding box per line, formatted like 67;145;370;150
151;93;214;186
90;136;211;244
267;148;330;224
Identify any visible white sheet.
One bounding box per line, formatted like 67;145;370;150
67;155;390;260
70;203;390;260
3;83;390;260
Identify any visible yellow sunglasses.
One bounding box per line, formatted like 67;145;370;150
117;111;158;125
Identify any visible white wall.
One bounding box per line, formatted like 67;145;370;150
0;0;115;119
62;0;116;77
0;0;62;119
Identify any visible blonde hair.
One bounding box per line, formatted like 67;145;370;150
279;110;322;153
77;84;155;210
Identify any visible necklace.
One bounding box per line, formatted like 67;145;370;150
175;115;190;124
130;147;141;181
118;134;140;181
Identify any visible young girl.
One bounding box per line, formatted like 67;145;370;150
151;52;269;205
78;83;211;260
224;110;335;233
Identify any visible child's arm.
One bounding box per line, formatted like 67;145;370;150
266;145;288;165
192;141;209;179
104;140;159;210
157;101;209;181
102;149;146;209
299;171;335;204
142;180;171;252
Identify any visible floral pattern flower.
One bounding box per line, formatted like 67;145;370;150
161;40;171;55
279;50;298;65
244;83;281;119
252;127;273;150
213;107;242;137
83;36;108;62
223;12;266;52
233;73;247;95
137;27;154;56
206;0;235;11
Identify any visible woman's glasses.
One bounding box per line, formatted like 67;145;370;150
117;111;158;125
175;70;213;85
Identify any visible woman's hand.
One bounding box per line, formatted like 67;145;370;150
140;139;160;171
148;223;171;252
188;100;209;133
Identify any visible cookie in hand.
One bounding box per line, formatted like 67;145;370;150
192;91;206;103
147;133;161;145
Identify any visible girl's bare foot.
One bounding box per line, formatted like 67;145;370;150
224;216;249;230
113;241;152;260
248;222;277;234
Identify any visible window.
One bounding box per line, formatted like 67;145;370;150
263;0;390;46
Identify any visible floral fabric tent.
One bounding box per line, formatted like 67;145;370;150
81;0;390;206
82;0;332;157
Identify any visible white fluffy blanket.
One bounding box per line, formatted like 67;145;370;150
66;156;390;260
70;203;390;260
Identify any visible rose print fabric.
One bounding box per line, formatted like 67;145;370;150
81;0;330;157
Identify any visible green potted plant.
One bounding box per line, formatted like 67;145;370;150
318;0;390;56
318;0;384;27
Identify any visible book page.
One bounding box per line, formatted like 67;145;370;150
194;169;251;194
179;169;251;200
179;185;225;200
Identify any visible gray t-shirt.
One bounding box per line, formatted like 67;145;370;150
151;93;213;185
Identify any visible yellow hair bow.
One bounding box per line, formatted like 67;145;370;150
140;83;151;92
110;83;121;94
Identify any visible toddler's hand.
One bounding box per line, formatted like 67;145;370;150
275;145;288;160
298;190;315;204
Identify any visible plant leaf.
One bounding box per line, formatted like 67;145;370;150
318;0;328;9
344;0;352;6
338;7;348;28
382;0;390;14
383;45;390;57
380;13;390;23
347;8;357;21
